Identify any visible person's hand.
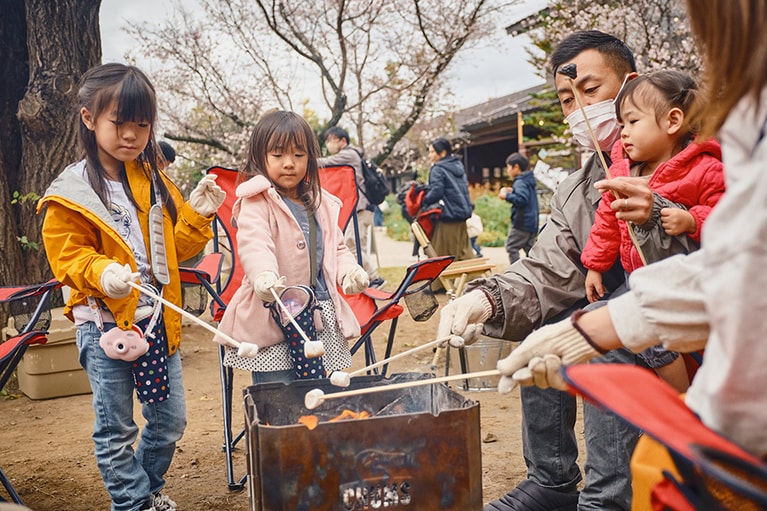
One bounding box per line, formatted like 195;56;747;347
595;177;653;224
253;271;286;302
496;314;604;392
341;266;369;295
100;262;140;299
498;187;509;199
189;174;226;217
660;208;696;236
436;290;493;348
584;269;605;303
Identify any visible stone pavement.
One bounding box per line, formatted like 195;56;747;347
369;226;510;269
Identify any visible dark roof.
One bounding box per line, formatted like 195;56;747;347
457;82;550;132
505;8;549;36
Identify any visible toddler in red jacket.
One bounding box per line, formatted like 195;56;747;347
581;70;725;391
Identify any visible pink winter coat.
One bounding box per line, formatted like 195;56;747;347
216;175;361;348
582;138;725;273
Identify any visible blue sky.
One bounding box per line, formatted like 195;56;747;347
99;0;549;110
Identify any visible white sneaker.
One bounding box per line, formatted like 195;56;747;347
152;493;177;511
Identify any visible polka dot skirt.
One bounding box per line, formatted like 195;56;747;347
223;298;352;375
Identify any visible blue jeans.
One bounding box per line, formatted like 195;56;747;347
76;321;186;511
520;288;642;511
521;349;644;510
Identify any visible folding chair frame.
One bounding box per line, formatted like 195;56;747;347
349;255;455;375
0;279;61;504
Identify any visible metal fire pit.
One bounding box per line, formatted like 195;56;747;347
244;372;482;511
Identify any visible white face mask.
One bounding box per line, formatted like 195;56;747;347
565;74;630;152
566;99;621;152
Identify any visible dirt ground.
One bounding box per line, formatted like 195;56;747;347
0;291;585;510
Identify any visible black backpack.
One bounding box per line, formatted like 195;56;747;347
354;150;390;205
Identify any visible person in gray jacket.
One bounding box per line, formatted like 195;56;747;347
319;126;383;287
438;31;667;511
495;0;767;490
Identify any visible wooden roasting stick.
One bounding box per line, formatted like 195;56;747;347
126;280;259;358
330;335;452;387
305;369;511;410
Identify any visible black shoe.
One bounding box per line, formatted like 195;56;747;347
369;278;386;289
484;479;579;511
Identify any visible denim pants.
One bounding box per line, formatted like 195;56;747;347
520;289;642;511
76;321;186;511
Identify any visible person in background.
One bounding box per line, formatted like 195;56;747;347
466;206;484;258
318;126;384;287
157;140;176;170
422;137;474;261
38;63;223;511
494;2;767;507
499;152;538;265
582;70;725;393
215;111;368;384
438;31;657;511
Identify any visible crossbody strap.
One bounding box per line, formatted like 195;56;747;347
309;211;317;288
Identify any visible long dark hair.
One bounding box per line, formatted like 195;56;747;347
241;110;322;212
685;0;767;137
77;63;176;222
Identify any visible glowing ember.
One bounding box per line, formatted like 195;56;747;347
298;409;371;430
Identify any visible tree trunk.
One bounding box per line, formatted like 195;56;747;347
0;0;101;286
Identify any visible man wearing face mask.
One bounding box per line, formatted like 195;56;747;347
438;31;659;511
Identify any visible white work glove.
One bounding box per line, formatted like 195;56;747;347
100;262;140;299
189;174;226;217
436;289;493;348
341;266;369;295
496;313;605;392
253;271;286;303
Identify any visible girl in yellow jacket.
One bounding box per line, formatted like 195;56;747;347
38;63;224;511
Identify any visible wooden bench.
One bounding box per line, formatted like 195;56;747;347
439;257;497;296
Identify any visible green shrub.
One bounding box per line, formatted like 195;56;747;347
381;190;513;247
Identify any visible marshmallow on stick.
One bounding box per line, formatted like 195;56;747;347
126;281;259;358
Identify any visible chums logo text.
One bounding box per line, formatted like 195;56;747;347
341;480;412;509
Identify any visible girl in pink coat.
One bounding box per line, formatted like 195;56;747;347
216;111;369;384
581;70;725;391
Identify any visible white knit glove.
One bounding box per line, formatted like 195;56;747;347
100;262;140;299
496;313;605;392
253;271;286;302
341;266;369;295
436;289;493;348
189;174;226;217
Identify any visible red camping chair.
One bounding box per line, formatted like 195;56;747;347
562;364;767;510
176;166;245;490
0;278;61;504
347;254;454;373
318;165;455;372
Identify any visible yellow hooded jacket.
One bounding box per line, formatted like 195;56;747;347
37;159;214;355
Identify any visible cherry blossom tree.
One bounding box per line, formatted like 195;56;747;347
127;0;511;181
